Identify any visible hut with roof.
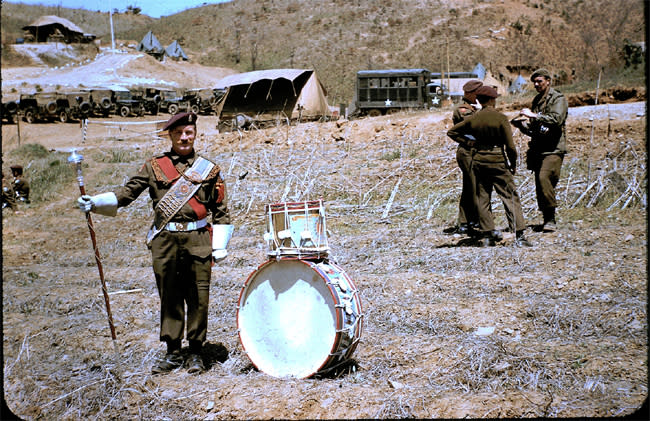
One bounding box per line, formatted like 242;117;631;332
22;15;95;43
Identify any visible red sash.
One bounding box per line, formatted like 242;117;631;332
156;157;207;220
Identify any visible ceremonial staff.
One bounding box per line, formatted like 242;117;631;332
68;149;117;342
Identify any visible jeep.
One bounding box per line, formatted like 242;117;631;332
19;92;72;123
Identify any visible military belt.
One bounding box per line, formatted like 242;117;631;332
163;217;208;232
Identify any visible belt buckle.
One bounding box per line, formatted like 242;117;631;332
176;222;185;231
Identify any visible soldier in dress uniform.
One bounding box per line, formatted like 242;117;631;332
447;86;532;247
445;79;483;235
10;165;30;204
2;171;17;212
77;112;233;374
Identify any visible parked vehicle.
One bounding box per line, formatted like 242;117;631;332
184;88;227;115
64;91;93;120
113;88;144;117
139;87;163;115
19;92;72;123
158;89;195;115
87;89;115;117
353;68;443;116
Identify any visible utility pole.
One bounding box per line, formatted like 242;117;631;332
109;0;115;51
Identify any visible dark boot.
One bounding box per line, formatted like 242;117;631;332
152;349;183;374
542;208;556;232
514;230;533;247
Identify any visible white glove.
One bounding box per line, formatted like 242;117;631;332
471;99;482;110
76;192;118;216
212;224;234;263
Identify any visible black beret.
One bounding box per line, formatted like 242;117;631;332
531;68;551;81
462;80;483;93
475;85;499;98
163;112;198;131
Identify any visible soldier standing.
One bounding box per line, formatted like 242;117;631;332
77;112;233;374
445;80;483;235
513;68;568;232
447;86;532;247
2;171;17;212
10;165;30;204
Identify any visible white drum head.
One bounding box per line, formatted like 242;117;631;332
238;259;338;378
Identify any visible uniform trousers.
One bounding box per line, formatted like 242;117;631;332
532;153;564;219
473;158;526;235
151;229;212;350
456;145;477;226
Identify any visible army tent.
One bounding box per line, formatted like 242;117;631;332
508;74;528;94
472;62;487;80
214;69;331;121
137;31;165;60
22;15;93;43
165;40;188;61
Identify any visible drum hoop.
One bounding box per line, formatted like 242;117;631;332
237;258;361;378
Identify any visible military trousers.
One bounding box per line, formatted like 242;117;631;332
533;153;563;215
473;159;526;234
151;229;212;348
456;145;477;226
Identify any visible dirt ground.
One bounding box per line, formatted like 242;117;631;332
1;50;648;419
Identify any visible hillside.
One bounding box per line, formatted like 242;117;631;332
1;0;645;104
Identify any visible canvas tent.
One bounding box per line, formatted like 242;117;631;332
22;15;94;43
165;40;188;61
214;69;331;122
508;74;528;94
137;31;165;60
472;62;487;80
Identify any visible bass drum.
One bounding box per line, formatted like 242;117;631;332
237;259;363;378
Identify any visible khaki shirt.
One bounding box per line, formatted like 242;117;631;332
447;107;517;167
452;99;477;125
114;150;230;225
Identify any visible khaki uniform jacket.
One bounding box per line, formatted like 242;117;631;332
452;99;476;125
447;107;517;169
529;87;568;155
113;150;230;227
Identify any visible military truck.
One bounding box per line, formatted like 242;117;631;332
19;92;72;123
353;68;443;116
64;91;93;120
158;89;198;115
113;88;144;117
87;89;115;117
184;88;227;115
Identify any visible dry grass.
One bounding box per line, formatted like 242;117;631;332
2;108;647;419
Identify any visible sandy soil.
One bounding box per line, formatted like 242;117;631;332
1;47;647;420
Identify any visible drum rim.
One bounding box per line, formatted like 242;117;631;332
236;258;347;378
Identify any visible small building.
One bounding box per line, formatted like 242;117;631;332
22;15;95;43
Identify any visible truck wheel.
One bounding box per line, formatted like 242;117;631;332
80;102;92;114
24;109;35;123
368;109;382;117
191;104;200;114
119;106;130;117
153;95;161;104
386;108;400;115
58;111;69;123
46;101;57;113
101;97;112;109
168;104;179;115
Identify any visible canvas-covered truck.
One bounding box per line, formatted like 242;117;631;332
352;68;443;117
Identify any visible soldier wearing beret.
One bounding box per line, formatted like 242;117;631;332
445;80;483;236
513;68;568;232
10;165;30;204
447;86;532;247
77;112;233;374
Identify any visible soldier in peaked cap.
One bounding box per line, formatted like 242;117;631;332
10;164;30;204
513;68;568;232
77;112;233;374
444;80;484;236
448;85;532;247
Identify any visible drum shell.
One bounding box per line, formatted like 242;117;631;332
237;258;363;378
